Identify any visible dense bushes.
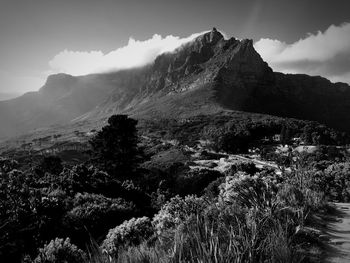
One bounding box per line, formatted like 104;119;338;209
197;115;350;153
95;165;325;263
322;163;350;201
34;238;86;263
0;160;144;260
1;113;349;262
66;193;136;238
0;162;141;262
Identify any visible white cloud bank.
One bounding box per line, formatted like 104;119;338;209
254;23;350;84
49;31;208;76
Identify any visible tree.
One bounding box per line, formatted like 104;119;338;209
89;115;140;177
280;123;291;145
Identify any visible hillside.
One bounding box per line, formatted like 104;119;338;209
1;28;350;140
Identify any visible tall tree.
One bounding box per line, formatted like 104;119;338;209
280;122;291;145
89;115;140;177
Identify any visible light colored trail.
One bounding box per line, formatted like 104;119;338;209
326;203;350;263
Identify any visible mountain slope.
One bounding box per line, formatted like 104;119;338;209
1;28;350;139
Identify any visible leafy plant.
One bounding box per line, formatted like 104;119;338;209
34;238;86;263
102;217;154;258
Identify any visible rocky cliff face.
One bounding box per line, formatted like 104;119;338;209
87;28;278;119
0;28;350;139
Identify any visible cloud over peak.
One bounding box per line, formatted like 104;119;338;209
254;23;350;84
49;31;209;76
48;24;350;85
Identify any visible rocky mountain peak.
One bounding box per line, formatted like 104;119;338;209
153;28;225;72
39;73;76;99
192;27;224;47
43;73;75;86
206;27;224;44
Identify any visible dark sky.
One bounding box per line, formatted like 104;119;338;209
0;0;349;95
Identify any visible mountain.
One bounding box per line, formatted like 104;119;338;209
0;92;21;101
1;28;350;139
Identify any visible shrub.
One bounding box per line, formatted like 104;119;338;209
34;238;86;263
224;161;258;176
175;168;223;196
152;195;207;234
102;217;154;257
277;184;305;208
219;172;280;210
203;177;225;198
67;193;135;227
65;193;136;242
323;162;350;201
57;165;113;195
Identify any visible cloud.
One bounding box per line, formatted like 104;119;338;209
49;31;209;76
254;23;350;84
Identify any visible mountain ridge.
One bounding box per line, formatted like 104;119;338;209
1;28;350;139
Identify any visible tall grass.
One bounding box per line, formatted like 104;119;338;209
87;208;305;263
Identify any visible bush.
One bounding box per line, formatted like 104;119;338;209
224;161;258;176
175;169;223;196
203;177;225;198
219;172;280;209
152;195;207;234
277;184;305;208
102;217;154;257
323;162;350;201
67;193;135;226
57;165;112;195
65;193;136;242
34;238;86;263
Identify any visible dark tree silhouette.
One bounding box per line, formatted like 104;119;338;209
89;115;140;177
280;123;291;145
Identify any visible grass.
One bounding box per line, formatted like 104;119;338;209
86;192;314;263
86;215;305;263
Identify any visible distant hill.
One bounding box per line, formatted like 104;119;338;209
0;92;21;101
1;28;350;139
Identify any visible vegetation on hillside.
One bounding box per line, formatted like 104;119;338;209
0;114;349;262
142;113;350;152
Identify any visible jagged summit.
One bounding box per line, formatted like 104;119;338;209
196;27;224;45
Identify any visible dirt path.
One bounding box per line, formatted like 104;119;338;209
326;203;350;262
